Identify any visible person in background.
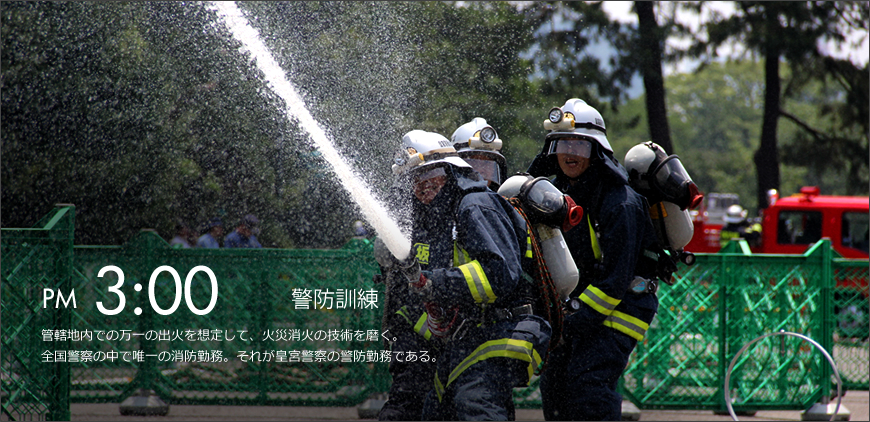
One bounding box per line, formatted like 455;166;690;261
224;214;262;248
197;217;224;249
719;204;761;248
352;220;370;239
169;220;194;248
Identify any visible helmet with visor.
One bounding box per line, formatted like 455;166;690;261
451;117;507;189
393;130;471;204
543;98;611;155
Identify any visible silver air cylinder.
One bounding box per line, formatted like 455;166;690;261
652;201;694;250
535;223;579;300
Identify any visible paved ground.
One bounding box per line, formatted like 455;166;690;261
70;390;868;421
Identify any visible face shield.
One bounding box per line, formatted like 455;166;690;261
410;165;449;205
458;150;506;189
547;138;593;158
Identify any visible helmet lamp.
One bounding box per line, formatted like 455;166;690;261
479;126;497;143
548;107;563;124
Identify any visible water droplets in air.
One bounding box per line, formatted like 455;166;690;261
207;1;410;259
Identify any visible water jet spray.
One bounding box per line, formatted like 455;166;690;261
208;1;411;260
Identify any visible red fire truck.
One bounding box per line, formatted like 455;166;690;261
686;186;869;259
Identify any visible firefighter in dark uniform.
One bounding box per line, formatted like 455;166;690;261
720;204;762;248
375;186;437;421
378;129;551;420
528;99;661;421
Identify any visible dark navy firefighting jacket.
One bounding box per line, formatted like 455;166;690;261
409;164;551;395
553;161;660;342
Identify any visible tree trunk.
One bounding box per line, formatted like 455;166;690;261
635;1;673;154
754;12;782;210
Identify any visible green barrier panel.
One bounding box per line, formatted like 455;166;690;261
4;207;867;416
2;205;75;421
831;257;870;390
68;233;386;406
619;239;868;412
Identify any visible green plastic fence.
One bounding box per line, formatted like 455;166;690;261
68;231;387;407
2;205;868;420
1;205;74;421
619;239;868;412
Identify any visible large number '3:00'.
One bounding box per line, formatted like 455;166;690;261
96;265;218;316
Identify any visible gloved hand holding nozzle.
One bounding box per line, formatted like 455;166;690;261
374;237;425;286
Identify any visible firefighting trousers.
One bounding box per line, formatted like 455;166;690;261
539;324;638;421
421;315;550;421
378;328;439;421
421;350;527;421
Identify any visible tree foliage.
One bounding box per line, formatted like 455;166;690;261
610;59;864;212
1;1;541;246
2;1;866;248
696;1;869;207
2;2;307;246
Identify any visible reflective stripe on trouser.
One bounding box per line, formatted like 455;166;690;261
423;356;522;421
458;260;497;304
433;338;541;402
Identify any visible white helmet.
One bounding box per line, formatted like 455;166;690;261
451;117;503;152
724;204;748;224
544;98;611;154
392;130;470;176
451;117;507;189
624;141;703;210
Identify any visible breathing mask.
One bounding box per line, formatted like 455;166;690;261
498;174;584;232
624;142;703;210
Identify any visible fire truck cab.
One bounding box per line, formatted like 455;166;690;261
687;187;869;258
761;186;869;258
686;187;869;339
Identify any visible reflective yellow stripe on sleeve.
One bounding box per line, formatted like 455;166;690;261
445;338;542;389
579;285;621;316
413;312;432;340
458;260;496;304
454;242;470;266
396;306;412;325
603;310;650;341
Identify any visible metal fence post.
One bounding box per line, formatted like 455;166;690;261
49;204;75;421
716;248;732;413
801;239;850;421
